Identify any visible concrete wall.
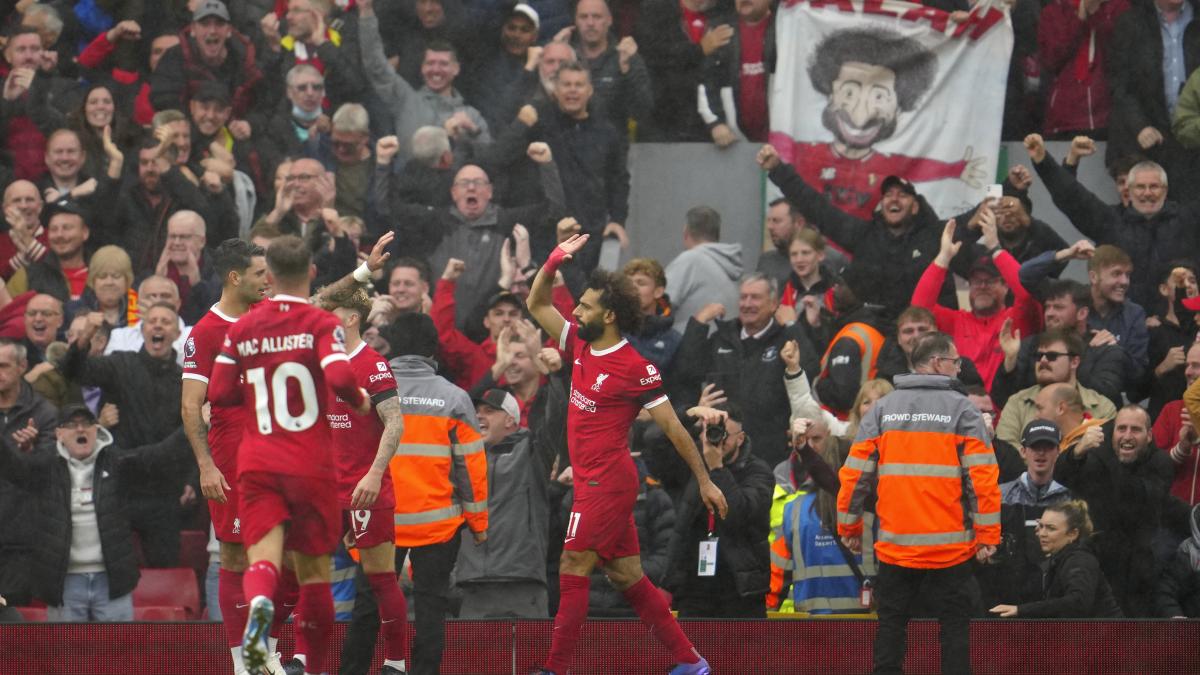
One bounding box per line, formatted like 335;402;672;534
622;140;1118;283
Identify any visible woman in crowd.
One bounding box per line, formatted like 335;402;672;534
69;245;135;328
990;500;1123;618
68;83;135;180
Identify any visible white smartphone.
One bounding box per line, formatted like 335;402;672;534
985;183;1003;202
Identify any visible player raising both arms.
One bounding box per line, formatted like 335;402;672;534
527;230;728;675
209;235;370;675
180;239;272;675
316;285;410;675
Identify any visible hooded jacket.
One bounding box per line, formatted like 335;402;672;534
665;242;744;333
627;299;682;373
0;427;188;606
1157;503;1200;616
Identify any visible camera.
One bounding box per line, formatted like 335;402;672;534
705;420;728;446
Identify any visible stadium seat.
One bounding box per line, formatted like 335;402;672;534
14;606;46;622
133;606;187;621
131;568;201;620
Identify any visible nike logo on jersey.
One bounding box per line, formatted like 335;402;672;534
574;359;582;366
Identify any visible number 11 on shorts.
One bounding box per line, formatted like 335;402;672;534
565;511;581;543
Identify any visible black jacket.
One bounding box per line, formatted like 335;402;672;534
1032;153;1200;309
635;0;730;141
700;13;776;136
869;336;986;389
149;27;265;118
1107;0;1200;169
1054;420;1191;616
531;109;630;234
663;437;774;604
675;317;820;467
0;428;188;606
767;162;972;324
1017;541;1124;618
108;168;216;275
0;382;61;600
60;345;189;498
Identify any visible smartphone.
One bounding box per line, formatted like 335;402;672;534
985;183;1003;202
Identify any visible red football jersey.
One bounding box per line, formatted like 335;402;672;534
559;323;668;494
213;294;359;479
329;341;399;509
181;306;245;472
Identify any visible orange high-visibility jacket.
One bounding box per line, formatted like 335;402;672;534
388;356;488;548
837;373;1001;569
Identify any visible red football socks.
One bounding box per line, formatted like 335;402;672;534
544;573;590;673
217;568;248;648
296;582;334;674
242;560;279;606
368;572;409;661
272;565;301;639
622;576;700;665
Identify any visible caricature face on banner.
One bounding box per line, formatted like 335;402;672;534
769;0;1013;220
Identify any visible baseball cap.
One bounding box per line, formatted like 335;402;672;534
880;175;916;197
44;197;87;221
509;3;540;30
1021;419;1061;448
487;291;523;311
193;0;231;22
968;254;1001;279
58;404;98;427
474;388;521;425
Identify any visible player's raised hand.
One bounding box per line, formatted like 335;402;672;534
367;231;394;272
700;480;728;519
554;233;589;261
350;470;382;508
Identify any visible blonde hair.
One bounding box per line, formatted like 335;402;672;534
846;379;894;438
1043;499;1094;540
87;245;133;290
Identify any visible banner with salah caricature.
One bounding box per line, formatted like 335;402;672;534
769;0;1014;219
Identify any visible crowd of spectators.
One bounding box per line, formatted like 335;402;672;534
0;0;1199;641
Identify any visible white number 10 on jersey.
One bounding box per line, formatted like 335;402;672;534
246;363;319;433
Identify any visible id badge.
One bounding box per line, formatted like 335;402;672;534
860;580;873;608
697;538;718;576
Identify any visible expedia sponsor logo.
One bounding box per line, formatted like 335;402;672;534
570;388;597;413
640;373;662;386
368;372;394;384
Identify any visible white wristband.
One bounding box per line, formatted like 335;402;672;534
352;262;372;284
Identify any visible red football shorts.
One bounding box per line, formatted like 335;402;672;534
342;508;394;550
238;471;340;556
208;482;242;543
562;488;640;563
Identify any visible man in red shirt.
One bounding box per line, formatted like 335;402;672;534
181;238;269;675
209;235;369;675
316;284;409;675
527;233;727;675
912;210;1042;388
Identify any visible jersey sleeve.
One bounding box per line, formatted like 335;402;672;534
181;323;217;383
365;350;398;404
557;320;578;362
208;330;243;407
314;313;365;407
631;356;668;409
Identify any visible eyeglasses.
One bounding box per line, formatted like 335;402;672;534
291;82;325;93
968;277;1004;288
453;178;490;188
932;355;962;367
1035;351;1076;361
25;309;62;318
284;173;319;183
58;421;95;430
